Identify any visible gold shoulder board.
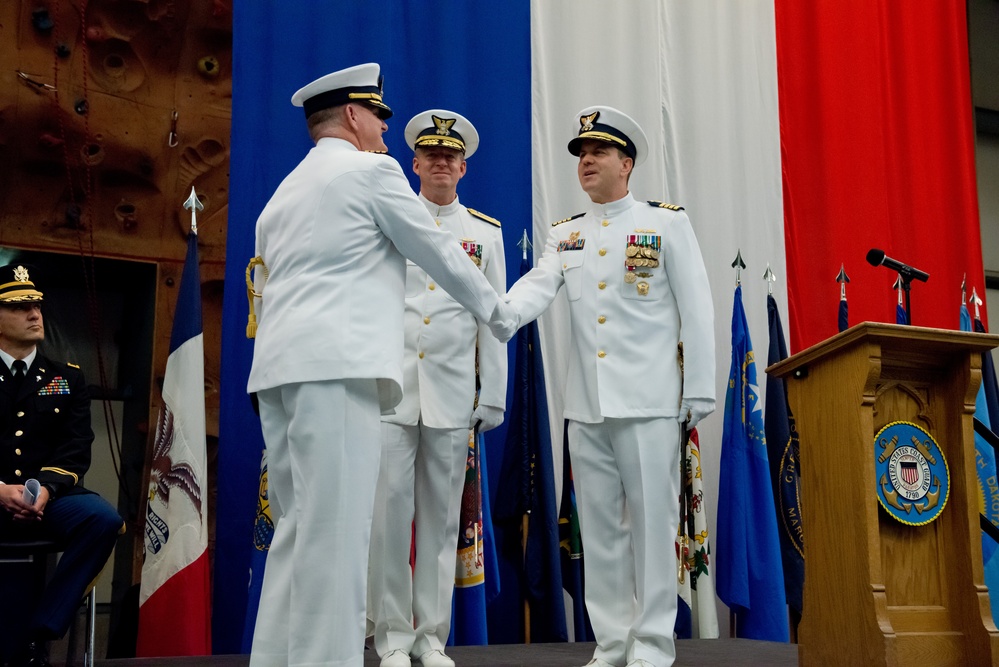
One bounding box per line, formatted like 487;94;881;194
67;362;80;369
647;200;684;211
467;208;501;227
552;212;585;227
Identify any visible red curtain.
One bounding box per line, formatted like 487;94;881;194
776;0;985;352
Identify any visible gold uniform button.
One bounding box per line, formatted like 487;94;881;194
598;316;606;324
424;316;431;324
15;470;22;477
15;449;21;456
16;411;24;417
15;430;23;437
597;351;606;358
54;408;60;414
418;352;425;359
599;248;607;256
563;263;568;269
429;284;436;291
598;282;606;290
601;220;609;227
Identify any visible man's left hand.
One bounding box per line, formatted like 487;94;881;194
471;405;505;433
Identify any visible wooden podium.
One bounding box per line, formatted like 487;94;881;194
767;322;999;666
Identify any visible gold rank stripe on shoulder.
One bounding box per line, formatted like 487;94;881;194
467;208;501;227
552;213;585;227
67;362;80;369
363;149;389;154
648;200;684;211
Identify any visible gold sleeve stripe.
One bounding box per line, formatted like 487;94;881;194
41;467;79;484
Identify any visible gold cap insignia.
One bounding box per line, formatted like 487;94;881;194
13;265;29;282
433;115;456;137
580;111;599;133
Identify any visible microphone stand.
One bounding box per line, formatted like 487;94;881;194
897;270;915;325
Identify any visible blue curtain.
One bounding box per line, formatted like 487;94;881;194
215;1;532;652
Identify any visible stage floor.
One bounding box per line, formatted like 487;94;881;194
93;640;798;666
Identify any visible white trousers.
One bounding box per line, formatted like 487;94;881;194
368;422;469;657
569;417;682;667
250;379;382;667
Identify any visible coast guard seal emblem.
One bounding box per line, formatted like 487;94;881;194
874;421;950;526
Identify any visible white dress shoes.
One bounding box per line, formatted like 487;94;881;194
380;648;411;667
418;648;455;667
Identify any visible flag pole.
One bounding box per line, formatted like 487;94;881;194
513;234;534;646
522;512;531;643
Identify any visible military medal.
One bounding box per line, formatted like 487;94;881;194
625;232;662;289
461;238;482;266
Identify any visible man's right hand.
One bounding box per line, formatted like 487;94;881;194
487;297;520;343
0;483;44;521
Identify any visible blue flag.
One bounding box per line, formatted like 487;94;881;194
492;255;567;643
838;296;848;333
241;450;273;652
896;302;908;325
764;295;804;618
716;285;790;641
974;317;999;431
964;307;999;626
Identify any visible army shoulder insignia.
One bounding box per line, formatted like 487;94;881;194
467;208;501;227
874;421;949;526
552;212;585;227
648;200;684;211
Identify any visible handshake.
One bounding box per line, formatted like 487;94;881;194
486;296;520;343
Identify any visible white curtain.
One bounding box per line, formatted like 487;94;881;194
530;0;785;634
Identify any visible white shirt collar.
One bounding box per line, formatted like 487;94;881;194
0;347;37;373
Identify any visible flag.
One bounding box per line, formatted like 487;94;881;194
838;295;848;333
240;449;273;652
716;285;789;642
450;431;500;645
764;295;804;620
492;255;567;644
137;225;211;656
974;316;999;431
559;421;593;642
964;302;999;626
674;428;720;639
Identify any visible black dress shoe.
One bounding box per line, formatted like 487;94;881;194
21;642;51;667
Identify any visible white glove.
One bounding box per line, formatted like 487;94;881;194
681;397;715;429
471;405;505;433
486;298;520;343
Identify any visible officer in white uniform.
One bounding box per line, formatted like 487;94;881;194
246;65;515;667
503;107;715;667
368;110;507;667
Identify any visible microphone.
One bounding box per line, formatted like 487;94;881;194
866;248;929;283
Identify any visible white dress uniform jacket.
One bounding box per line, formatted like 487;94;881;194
506;193;715;422
247;138;499;411
385;194;507;428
